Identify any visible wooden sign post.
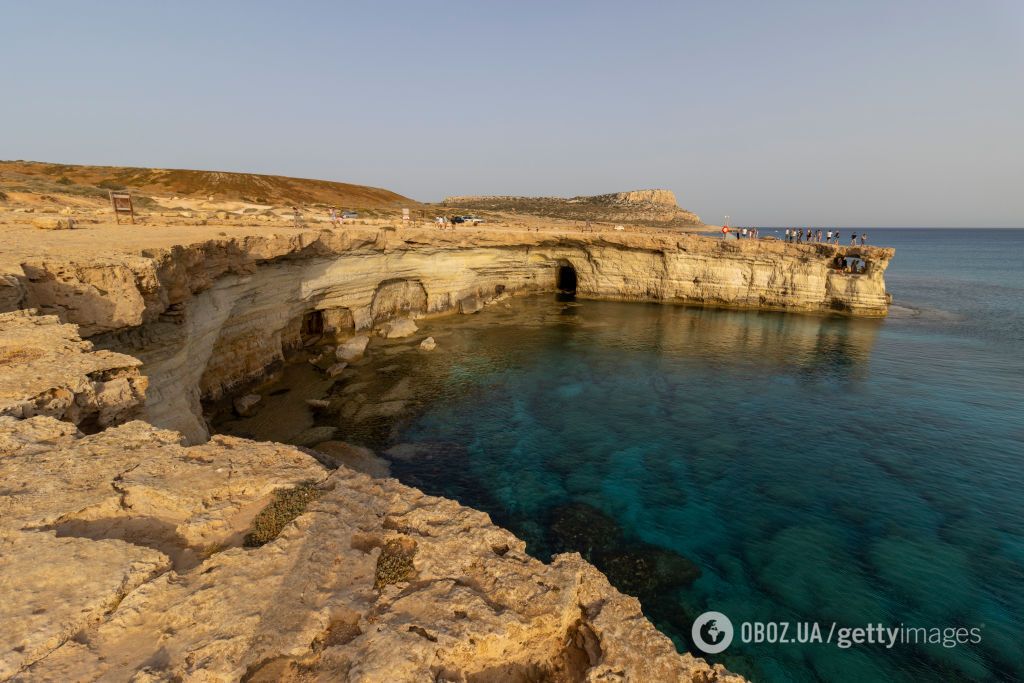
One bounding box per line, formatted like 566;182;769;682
109;192;135;224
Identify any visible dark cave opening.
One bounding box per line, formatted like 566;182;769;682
300;310;324;343
556;264;577;295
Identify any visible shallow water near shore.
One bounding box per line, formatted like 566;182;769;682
222;228;1024;682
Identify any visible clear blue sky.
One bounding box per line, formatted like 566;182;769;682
2;1;1022;226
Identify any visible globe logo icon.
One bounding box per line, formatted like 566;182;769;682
692;611;734;654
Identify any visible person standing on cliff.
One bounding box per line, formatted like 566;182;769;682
851;233;858;246
861;232;867;245
826;229;833;243
834;230;840;245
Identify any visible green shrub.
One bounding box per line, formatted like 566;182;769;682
244;484;321;547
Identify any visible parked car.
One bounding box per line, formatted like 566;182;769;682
454;215;484;225
341;211;359;219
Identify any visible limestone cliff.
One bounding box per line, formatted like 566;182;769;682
442;189;703;227
0;218;898;681
12;226;892;442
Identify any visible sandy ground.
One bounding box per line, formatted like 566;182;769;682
0;207;717;277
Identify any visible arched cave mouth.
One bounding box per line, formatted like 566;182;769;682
556;264;577;296
300;310;325;344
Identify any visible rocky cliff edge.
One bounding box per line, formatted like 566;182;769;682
0;310;743;681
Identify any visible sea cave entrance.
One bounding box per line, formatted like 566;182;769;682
300;310;324;344
556;263;578;295
832;254;868;274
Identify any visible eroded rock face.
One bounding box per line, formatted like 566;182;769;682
0;310;146;429
0;416;742;682
0;416;327;679
0;275;25;313
10;226;892;441
0;531;170;680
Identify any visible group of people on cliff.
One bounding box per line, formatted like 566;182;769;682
785;228;867;246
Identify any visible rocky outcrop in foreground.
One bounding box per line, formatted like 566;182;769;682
0;316;742;680
0;415;741;682
0;310;146;429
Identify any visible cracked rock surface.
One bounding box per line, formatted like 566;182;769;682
0;416;742;682
0;310;146;428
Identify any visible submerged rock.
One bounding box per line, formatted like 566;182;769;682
549;502;623;563
326;361;348;377
354;400;408;422
548;502;702;601
379;317;418;338
601;545;702;600
459;294;483;314
381;377;414;402
383;441;465;462
311;440;392;478
419;336;437;351
336;335;370;362
291;425;337;446
233;393;262;417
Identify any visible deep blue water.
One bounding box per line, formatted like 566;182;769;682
382;229;1024;681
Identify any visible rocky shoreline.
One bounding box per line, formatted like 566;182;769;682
0;220;893;680
3;224;893;443
0;313;742;681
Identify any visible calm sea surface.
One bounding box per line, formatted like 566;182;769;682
354;229;1024;681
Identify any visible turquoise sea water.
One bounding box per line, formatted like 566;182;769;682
376;229;1024;681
